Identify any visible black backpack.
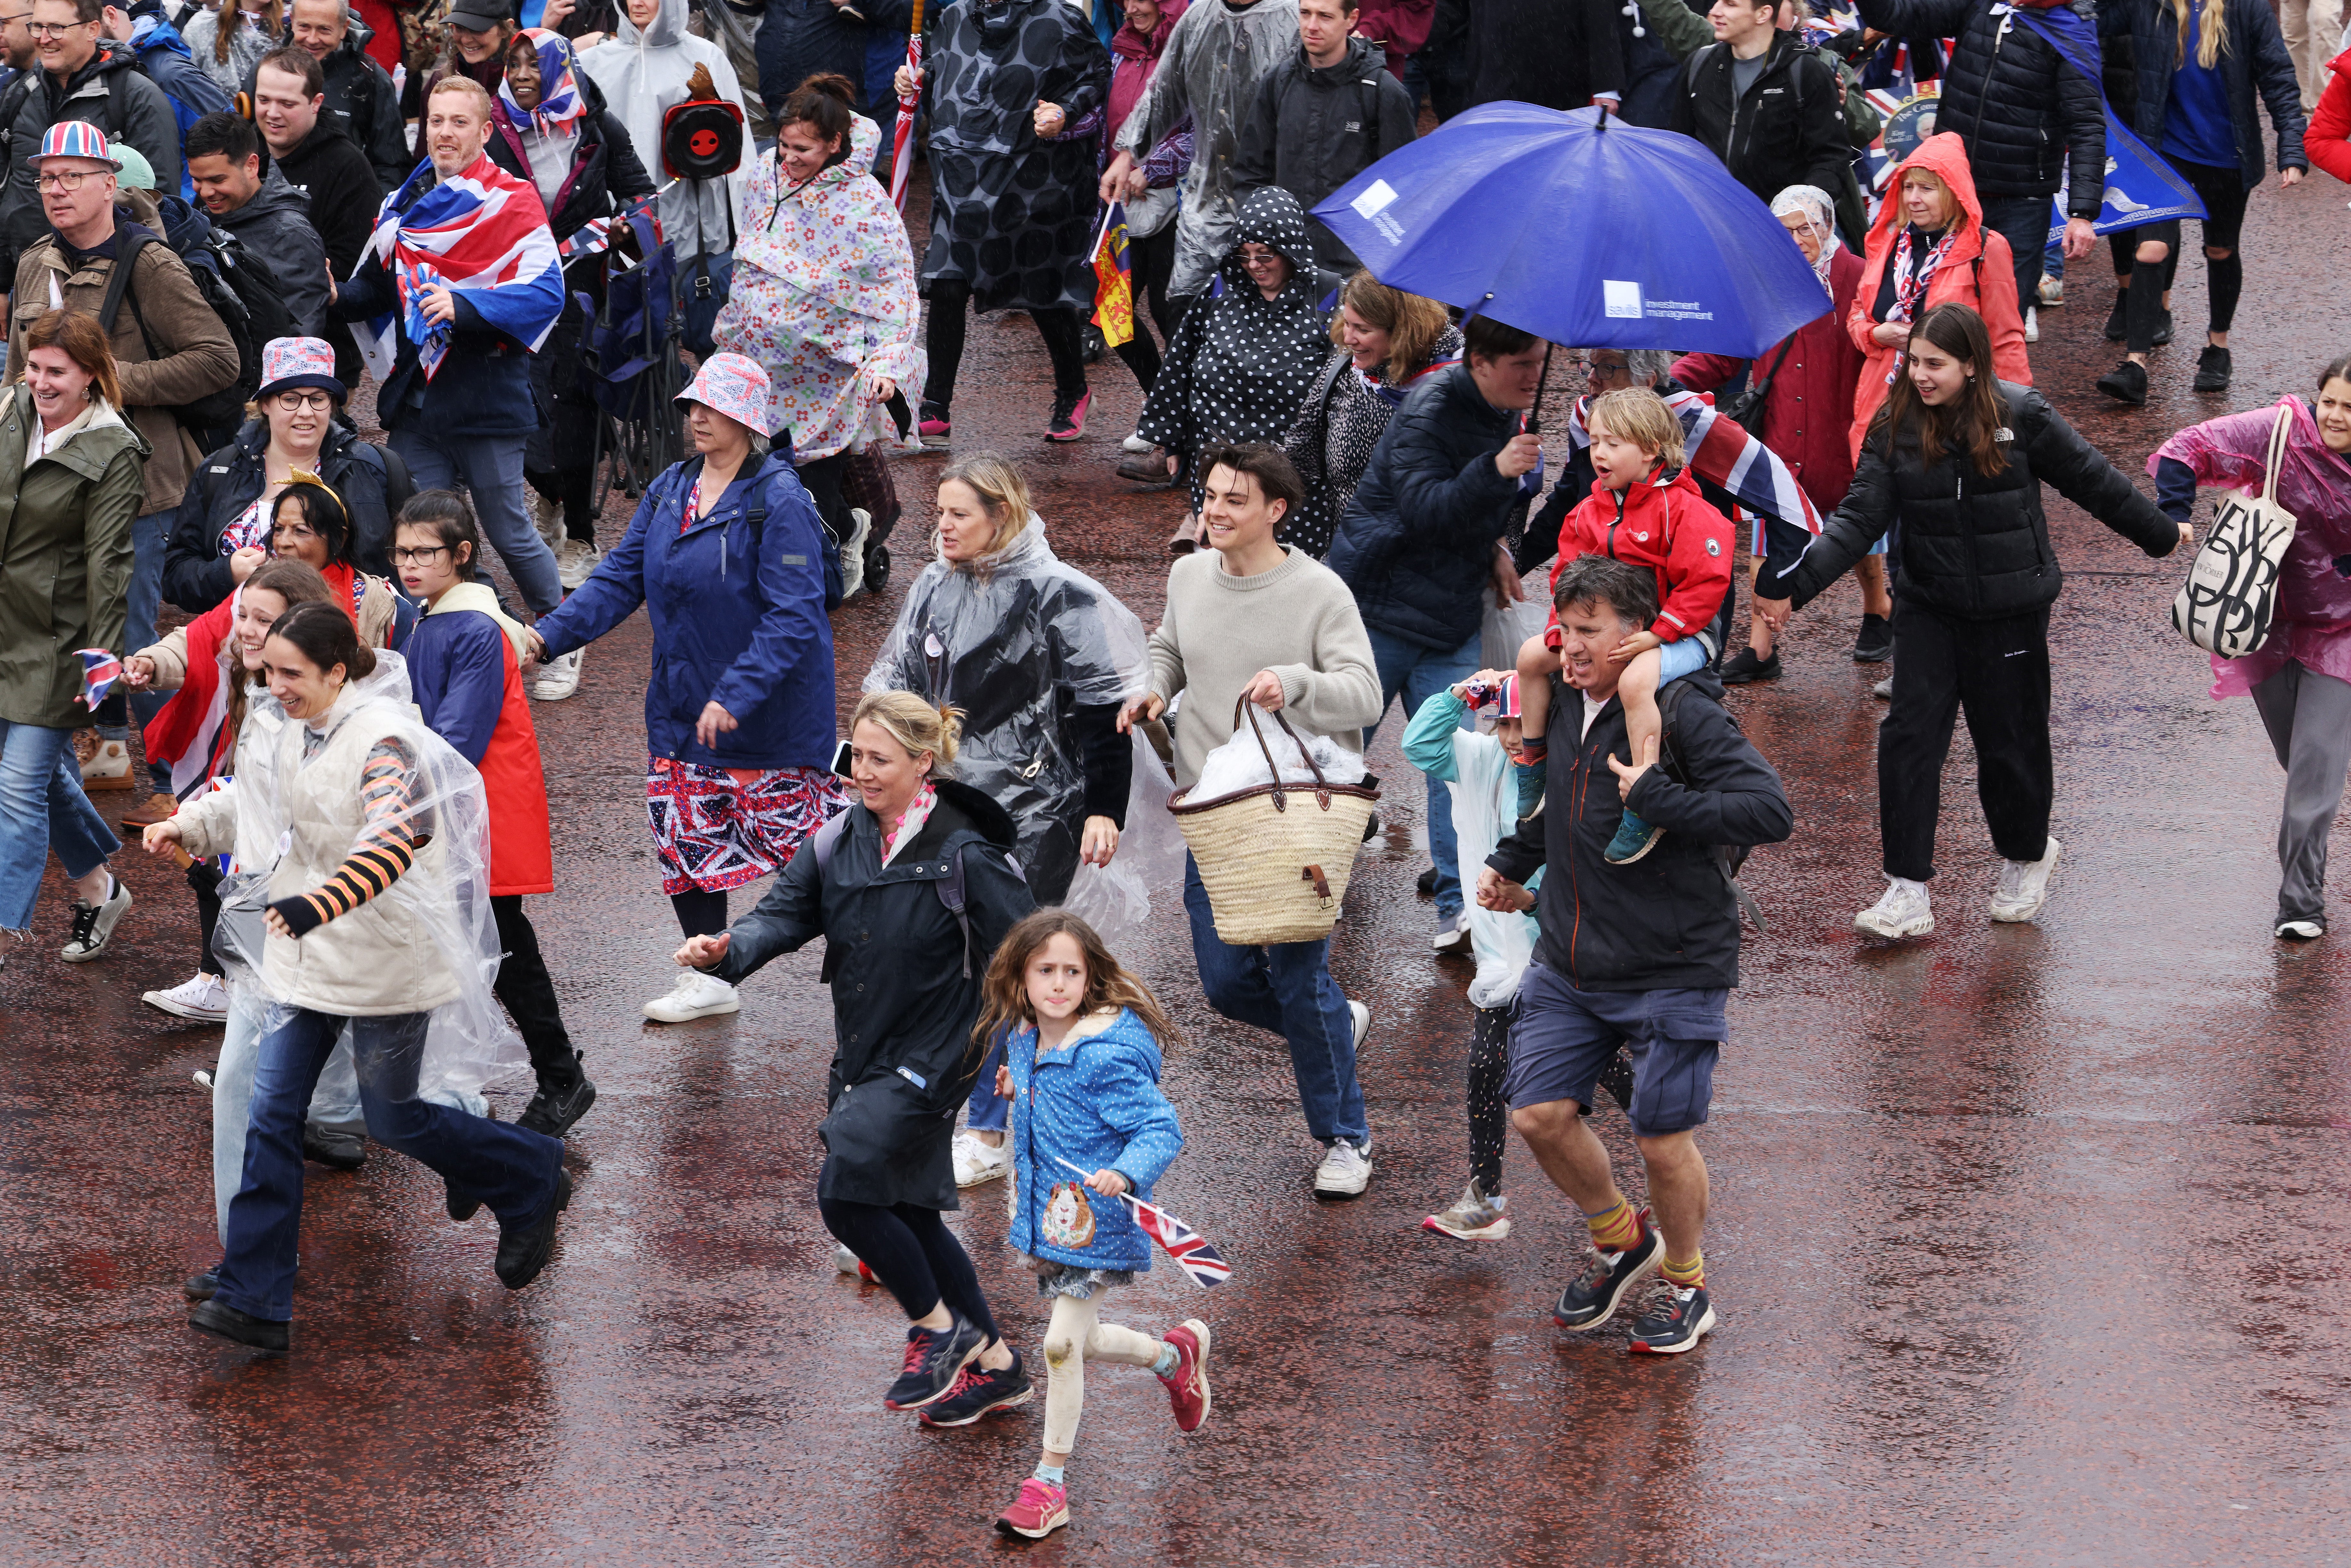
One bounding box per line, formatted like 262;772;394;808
1653;678;1767;931
96;223;296;453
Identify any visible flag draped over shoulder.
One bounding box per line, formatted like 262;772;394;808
352;154;565;383
1567;389;1824;536
2010;5;2206;236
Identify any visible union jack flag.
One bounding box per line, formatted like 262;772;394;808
1565;389;1824;538
74;648;121;708
355;154;565;384
1051;1156;1230;1286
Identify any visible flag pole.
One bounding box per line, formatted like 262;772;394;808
888;0;929;213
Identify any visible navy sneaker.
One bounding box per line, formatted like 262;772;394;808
883;1311;987;1411
1604;808;1663;865
1628;1285;1716;1354
918;1350;1034;1427
1553;1217;1662;1330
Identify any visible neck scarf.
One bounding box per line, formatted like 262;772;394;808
1890;222;1951;324
881;780;936;865
320;560;365;630
499;29;588;139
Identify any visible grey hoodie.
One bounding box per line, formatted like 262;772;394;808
579;0;749;249
211;166;328;336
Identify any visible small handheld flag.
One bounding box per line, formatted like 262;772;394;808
1053;1156;1229;1286
75;649;122;708
1091;202;1135;349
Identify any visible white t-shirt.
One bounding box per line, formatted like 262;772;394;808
1580;691;1607;741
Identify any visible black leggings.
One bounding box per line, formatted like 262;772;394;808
672;888;728;939
2112;159;2250;346
819;1193;1001;1341
1467;1000;1514;1194
796;449;850;548
1110;223;1186;395
491;894;579;1085
922;276;1088;411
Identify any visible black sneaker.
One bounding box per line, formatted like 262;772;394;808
2152;310;2174;346
2096;360;2149;406
1719;647;1780;685
1416;863;1439;897
2103;294;2127;341
59;876;132;962
883;1310;988;1410
1628;1284;1717;1354
1852;613;1892;664
1553;1217;1662;1330
918;1349;1034;1427
2194;345;2232;392
301;1124;366;1171
189;1298;290;1353
493;1168;572;1290
1593;1049;1635;1114
518;1072;598;1138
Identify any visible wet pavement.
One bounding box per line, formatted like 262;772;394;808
6;175;2351;1567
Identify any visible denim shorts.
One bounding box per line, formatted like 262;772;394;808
1504;959;1725;1138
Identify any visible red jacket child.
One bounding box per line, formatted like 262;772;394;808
1547;462;1736;649
2309;49;2351;185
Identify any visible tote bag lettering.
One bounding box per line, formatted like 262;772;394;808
2172;405;2297;659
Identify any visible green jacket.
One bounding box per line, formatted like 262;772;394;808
0;387;150;729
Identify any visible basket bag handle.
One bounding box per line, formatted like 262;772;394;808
1230;694;1335;813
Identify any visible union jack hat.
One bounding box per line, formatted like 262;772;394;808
675;352;774;437
37;121;121;169
255;336;345;403
1496;673;1522;720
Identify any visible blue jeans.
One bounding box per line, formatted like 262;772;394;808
96;506;174;743
216;1006;566;1321
1365;627;1482;920
0;721;117;931
1182;853;1367;1145
1978;195;2054;320
390;429;562;614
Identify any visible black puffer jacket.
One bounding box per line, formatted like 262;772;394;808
1232;36;1419;271
1326;358;1523;651
1771;381;2181;620
1854;0;2104;209
708;781;1036;1212
1667;31;1853;208
2100;0;2306;186
163;419;415;611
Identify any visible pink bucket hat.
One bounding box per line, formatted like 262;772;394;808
37;122;121;169
254;336;346;403
675;353;774;437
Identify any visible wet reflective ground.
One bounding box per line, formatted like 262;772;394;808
4;183;2349;1565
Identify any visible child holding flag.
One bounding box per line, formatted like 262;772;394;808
970;909;1212;1542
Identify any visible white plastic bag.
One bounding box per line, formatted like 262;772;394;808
1482;581;1552;675
1190;712;1368;802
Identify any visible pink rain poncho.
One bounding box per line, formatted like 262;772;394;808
2152;396;2351;699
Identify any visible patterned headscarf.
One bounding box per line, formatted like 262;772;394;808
499;28;588;139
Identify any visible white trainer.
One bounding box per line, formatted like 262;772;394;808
1349;999;1371;1050
644;968;740;1022
556;537;602;590
1313;1138;1373;1198
532;647;583;701
1989;836;2062;923
532;490;564;547
952;1128;1009;1187
2277;919;2325;940
1855;877;1934;938
2024;305;2039;344
143;971;230;1021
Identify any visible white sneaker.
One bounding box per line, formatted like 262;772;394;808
1989;836;2061;923
532;490;564;547
1872;674;1894;700
1313;1138;1373;1198
2277;919;2326;940
1855;877;1933;938
952;1128;1008;1187
532;647;583;701
1431;912;1470;954
2025;305;2039;344
643;968;740;1022
143;971;229;1021
80;738;133;790
59;876;132;961
839;507;871;600
833;1242;874;1279
556;537;602;590
1349;999;1371;1050
1122;430;1152;453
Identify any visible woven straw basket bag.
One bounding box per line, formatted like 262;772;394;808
1171;698;1381;945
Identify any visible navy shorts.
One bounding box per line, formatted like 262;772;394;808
1503;960;1725;1138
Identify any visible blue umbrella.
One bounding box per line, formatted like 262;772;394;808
1312;101;1833;360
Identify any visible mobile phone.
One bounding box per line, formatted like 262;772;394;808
830;737;854;778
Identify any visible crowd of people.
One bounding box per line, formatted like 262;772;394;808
1;0;2348;1544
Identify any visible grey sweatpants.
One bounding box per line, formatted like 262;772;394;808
2250;659;2351;925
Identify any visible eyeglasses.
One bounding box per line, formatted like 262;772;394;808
272;391;335;412
36;170;101;192
1579;358;1632;383
388;545;451;566
26;20;89;36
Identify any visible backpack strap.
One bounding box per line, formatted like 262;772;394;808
809;806;852;877
96;230;155;338
1651;681;1767;932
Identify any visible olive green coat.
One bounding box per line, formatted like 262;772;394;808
0;388;151;729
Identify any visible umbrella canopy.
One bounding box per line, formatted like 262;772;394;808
1312;101;1833;359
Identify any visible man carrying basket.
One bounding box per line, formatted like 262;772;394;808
1118;443;1384;1199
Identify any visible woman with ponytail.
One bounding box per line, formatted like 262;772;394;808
185;0;284;93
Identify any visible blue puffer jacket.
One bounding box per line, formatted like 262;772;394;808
2100;0;2307;188
534;450;837;769
1006;1007;1184;1273
1326;359;1524;652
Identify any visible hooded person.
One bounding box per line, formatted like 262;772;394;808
578;0;747;267
1231;5;1418;274
1846;132;2031;460
1133;185;1329;522
184;110;331;336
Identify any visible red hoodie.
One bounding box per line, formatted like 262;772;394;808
1547;464;1735;646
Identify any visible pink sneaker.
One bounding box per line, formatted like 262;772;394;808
1046;389;1091;442
994;1476;1070;1540
1158;1318;1212;1433
917;406;951;445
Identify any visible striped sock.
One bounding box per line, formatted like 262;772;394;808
1584;1196;1641;1253
1661;1251;1705;1291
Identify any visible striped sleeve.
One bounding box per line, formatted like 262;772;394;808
267;739;423;937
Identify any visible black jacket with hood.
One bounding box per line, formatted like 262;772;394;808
708;780;1037;1212
267;16;413;192
1489;669;1792;993
1768;381;2182;620
0;41;184;276
271;118;380;277
210;166;329;336
1233;36;1418;271
1668;30;1852;208
2100;0;2306;188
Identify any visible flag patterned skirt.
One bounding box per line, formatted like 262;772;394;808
644;754;848;896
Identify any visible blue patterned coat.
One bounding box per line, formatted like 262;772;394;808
1006;1006;1184;1272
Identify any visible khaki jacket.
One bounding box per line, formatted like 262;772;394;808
0;386;148;728
9;213;238;517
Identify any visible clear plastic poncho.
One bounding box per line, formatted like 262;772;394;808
208;651;529;1110
864;518;1185;938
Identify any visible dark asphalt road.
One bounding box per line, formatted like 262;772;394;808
4;175;2349;1567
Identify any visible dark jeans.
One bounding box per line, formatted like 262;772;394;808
191;858;224;978
1879;601;2053;882
216;1007;566;1321
1181;852;1367;1145
818;1193;1000;1340
95;507;172;741
1110;222;1184;395
1977;194;2058;319
491;894;579;1088
922;276;1088;411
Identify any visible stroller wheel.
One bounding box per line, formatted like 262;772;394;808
864;543;890;586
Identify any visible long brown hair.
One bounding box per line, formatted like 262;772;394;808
1330;272;1452;383
972;909;1184;1056
215;0;284;63
224;558;335;742
1873;302;2009;478
20;308;121;409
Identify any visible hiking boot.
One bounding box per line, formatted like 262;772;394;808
1855;877;1934;938
918;1350;1033;1427
1852;612;1893;663
1604;808;1663;865
2096;360;2149;405
1989;836;2061;923
882;1311;987;1410
1423;1179;1510;1241
60;876;132;961
995;1477;1071;1541
1046;389;1091;442
1553;1217;1662;1330
2194;345;2233;392
1158;1319;1212;1431
1719;647;1780;685
1628;1283;1716;1354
